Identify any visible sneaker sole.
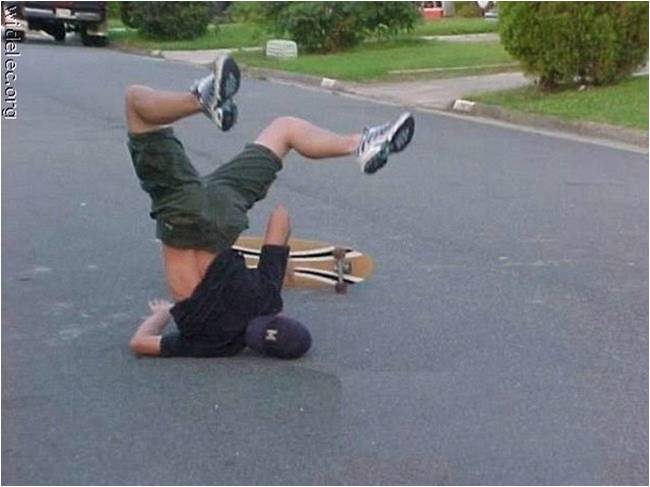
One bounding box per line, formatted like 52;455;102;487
388;113;415;154
215;55;241;101
363;143;389;174
217;100;238;132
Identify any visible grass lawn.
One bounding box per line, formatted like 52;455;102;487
109;18;500;51
107;17;124;30
234;39;514;82
108;19;513;81
410;17;498;37
469;76;649;130
109;23;270;50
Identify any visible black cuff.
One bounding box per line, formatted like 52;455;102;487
260;244;290;259
259;245;290;287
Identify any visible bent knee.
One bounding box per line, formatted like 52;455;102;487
124;85;149;108
125;85;155;133
270;116;303;130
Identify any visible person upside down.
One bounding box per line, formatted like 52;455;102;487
126;54;415;359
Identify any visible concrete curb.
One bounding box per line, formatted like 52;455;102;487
451;99;649;149
241;65;322;87
241;65;350;93
111;43;164;59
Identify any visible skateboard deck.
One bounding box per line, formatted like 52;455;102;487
233;236;374;293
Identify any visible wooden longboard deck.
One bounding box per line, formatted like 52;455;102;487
233;236;374;290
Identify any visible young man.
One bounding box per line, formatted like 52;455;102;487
126;55;415;359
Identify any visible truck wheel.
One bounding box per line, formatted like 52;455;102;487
81;29;107;47
50;23;66;42
91;35;108;47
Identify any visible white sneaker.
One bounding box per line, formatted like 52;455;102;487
356;112;415;174
190;54;241;131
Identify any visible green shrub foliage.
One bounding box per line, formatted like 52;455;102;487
126;2;212;40
228;2;269;24
106;1;120;19
119;2;138;29
245;2;418;53
364;2;422;39
500;2;649;88
454;2;483;18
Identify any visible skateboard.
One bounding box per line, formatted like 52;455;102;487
233;236;374;294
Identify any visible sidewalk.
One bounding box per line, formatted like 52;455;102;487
342;72;529;110
160;47;529;110
419;32;499;43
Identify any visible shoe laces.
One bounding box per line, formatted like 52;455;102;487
365;122;391;145
358;122;390;157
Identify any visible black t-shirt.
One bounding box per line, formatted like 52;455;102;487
160;245;289;358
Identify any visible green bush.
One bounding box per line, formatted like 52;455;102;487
281;2;364;52
106;1;120;19
126;2;212;40
244;2;418;53
119;2;138;29
455;2;483;18
499;2;649;89
610;3;650;82
363;2;421;39
228;2;267;24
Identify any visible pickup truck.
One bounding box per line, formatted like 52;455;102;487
2;1;108;46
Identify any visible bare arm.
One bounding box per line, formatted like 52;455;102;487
263;205;291;246
129;299;173;356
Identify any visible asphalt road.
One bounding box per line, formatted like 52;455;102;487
2;36;648;486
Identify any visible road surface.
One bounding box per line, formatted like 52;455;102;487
2;36;648;485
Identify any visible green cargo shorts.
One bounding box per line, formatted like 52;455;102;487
127;127;282;252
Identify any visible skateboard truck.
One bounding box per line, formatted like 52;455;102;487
234;236;373;291
333;247;351;294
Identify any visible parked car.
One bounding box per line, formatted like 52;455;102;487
2;1;108;46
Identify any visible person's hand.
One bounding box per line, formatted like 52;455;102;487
148;298;173;315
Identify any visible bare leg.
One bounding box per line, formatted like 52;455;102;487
125;85;202;134
255;116;361;161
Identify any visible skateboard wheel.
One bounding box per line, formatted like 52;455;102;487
335;282;348;294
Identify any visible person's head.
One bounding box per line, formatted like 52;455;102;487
245;315;311;359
